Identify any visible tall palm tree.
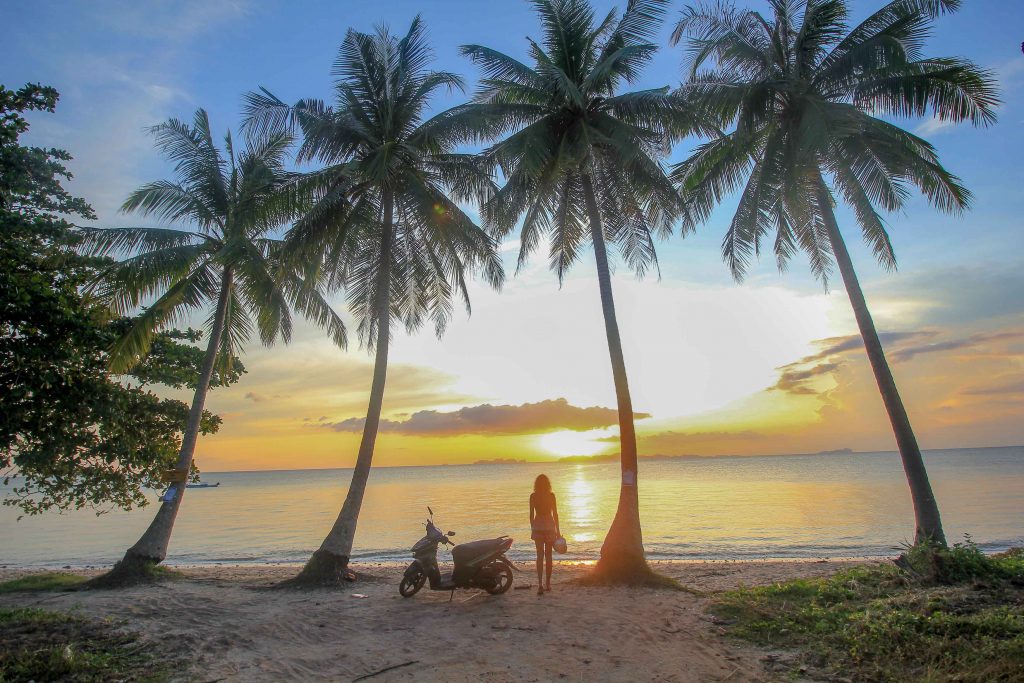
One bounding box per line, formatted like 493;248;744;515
447;0;701;580
671;0;998;545
244;17;504;584
81;109;346;580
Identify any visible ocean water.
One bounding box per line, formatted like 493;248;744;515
2;447;1022;568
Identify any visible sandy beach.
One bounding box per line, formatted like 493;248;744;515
0;559;878;682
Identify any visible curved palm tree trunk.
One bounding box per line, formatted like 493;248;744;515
814;179;946;546
296;190;394;584
581;173;648;579
112;268;234;574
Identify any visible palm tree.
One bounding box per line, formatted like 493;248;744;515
244;17;504;584
81;109;346;581
447;0;701;580
671;0;998;546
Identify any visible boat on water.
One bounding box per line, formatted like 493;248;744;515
186;482;221;489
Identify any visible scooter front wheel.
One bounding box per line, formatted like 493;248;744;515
399;568;426;597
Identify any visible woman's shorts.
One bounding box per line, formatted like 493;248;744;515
531;529;556;543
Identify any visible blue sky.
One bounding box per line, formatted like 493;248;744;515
3;0;1023;468
5;0;1022;286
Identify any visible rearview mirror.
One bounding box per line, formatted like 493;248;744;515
447;531;456;537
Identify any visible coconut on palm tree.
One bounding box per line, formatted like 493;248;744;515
447;0;703;581
244;17;504;585
671;0;999;546
81;109;346;582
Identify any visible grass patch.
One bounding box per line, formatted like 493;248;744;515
0;607;175;682
712;541;1024;682
0;572;87;593
84;561;185;590
146;565;185;580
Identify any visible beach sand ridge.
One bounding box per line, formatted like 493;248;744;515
0;559;876;681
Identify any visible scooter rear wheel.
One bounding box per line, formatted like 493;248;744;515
399;569;426;597
484;561;514;595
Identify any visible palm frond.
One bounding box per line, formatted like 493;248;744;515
854;58;999;127
672;0;992;284
106;264;220;372
120;180;221;227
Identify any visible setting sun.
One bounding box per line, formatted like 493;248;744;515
538;430;609;457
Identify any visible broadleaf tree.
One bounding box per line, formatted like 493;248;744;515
1;84;239;518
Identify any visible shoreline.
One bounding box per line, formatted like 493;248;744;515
0;553;899;574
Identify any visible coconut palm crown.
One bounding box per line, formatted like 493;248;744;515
447;0;706;579
671;0;999;545
86;111;346;371
243;17;504;584
80;109;347;577
456;0;709;279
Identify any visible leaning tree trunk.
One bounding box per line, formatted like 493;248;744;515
581;173;649;581
292;190;394;585
95;268;234;584
815;179;946;546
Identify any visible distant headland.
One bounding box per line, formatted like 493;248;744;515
472;449;860;466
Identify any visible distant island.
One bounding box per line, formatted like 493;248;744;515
472;458;530;465
556;453;703;464
555;449;869;463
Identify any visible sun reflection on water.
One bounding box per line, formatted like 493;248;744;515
565;466;600;543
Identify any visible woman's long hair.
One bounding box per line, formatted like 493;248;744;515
533;474;552;494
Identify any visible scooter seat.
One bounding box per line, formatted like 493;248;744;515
452;538;507;566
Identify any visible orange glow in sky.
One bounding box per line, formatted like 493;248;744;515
178;266;1024;472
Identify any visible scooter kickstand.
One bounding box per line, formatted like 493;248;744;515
449;589;455;602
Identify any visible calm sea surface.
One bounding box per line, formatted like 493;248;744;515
2;447;1022;568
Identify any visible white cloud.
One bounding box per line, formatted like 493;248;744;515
19;1;254;225
98;0;252;41
914;116;955;137
498;239;521;254
995;56;1024;91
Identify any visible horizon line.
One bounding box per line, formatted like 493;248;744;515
194;443;1024;476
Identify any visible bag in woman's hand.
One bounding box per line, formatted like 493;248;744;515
553;536;567;554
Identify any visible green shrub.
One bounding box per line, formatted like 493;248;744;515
900;536;1024;584
713;546;1024;682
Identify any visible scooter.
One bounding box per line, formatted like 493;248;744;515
399;507;515;598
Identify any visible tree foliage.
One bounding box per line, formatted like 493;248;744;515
243;17;505;348
451;0;706;280
0;84;241;516
670;0;999;282
81;109;348;374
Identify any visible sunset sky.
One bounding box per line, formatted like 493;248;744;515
4;0;1023;471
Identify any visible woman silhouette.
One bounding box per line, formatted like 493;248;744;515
529;474;560;595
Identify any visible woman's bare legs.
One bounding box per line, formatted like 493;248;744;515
545;541;553;590
534;540;544;594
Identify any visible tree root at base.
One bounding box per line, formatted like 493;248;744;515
276;549;356;589
82;554;180;590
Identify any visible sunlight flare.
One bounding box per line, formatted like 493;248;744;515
538;430;608;457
